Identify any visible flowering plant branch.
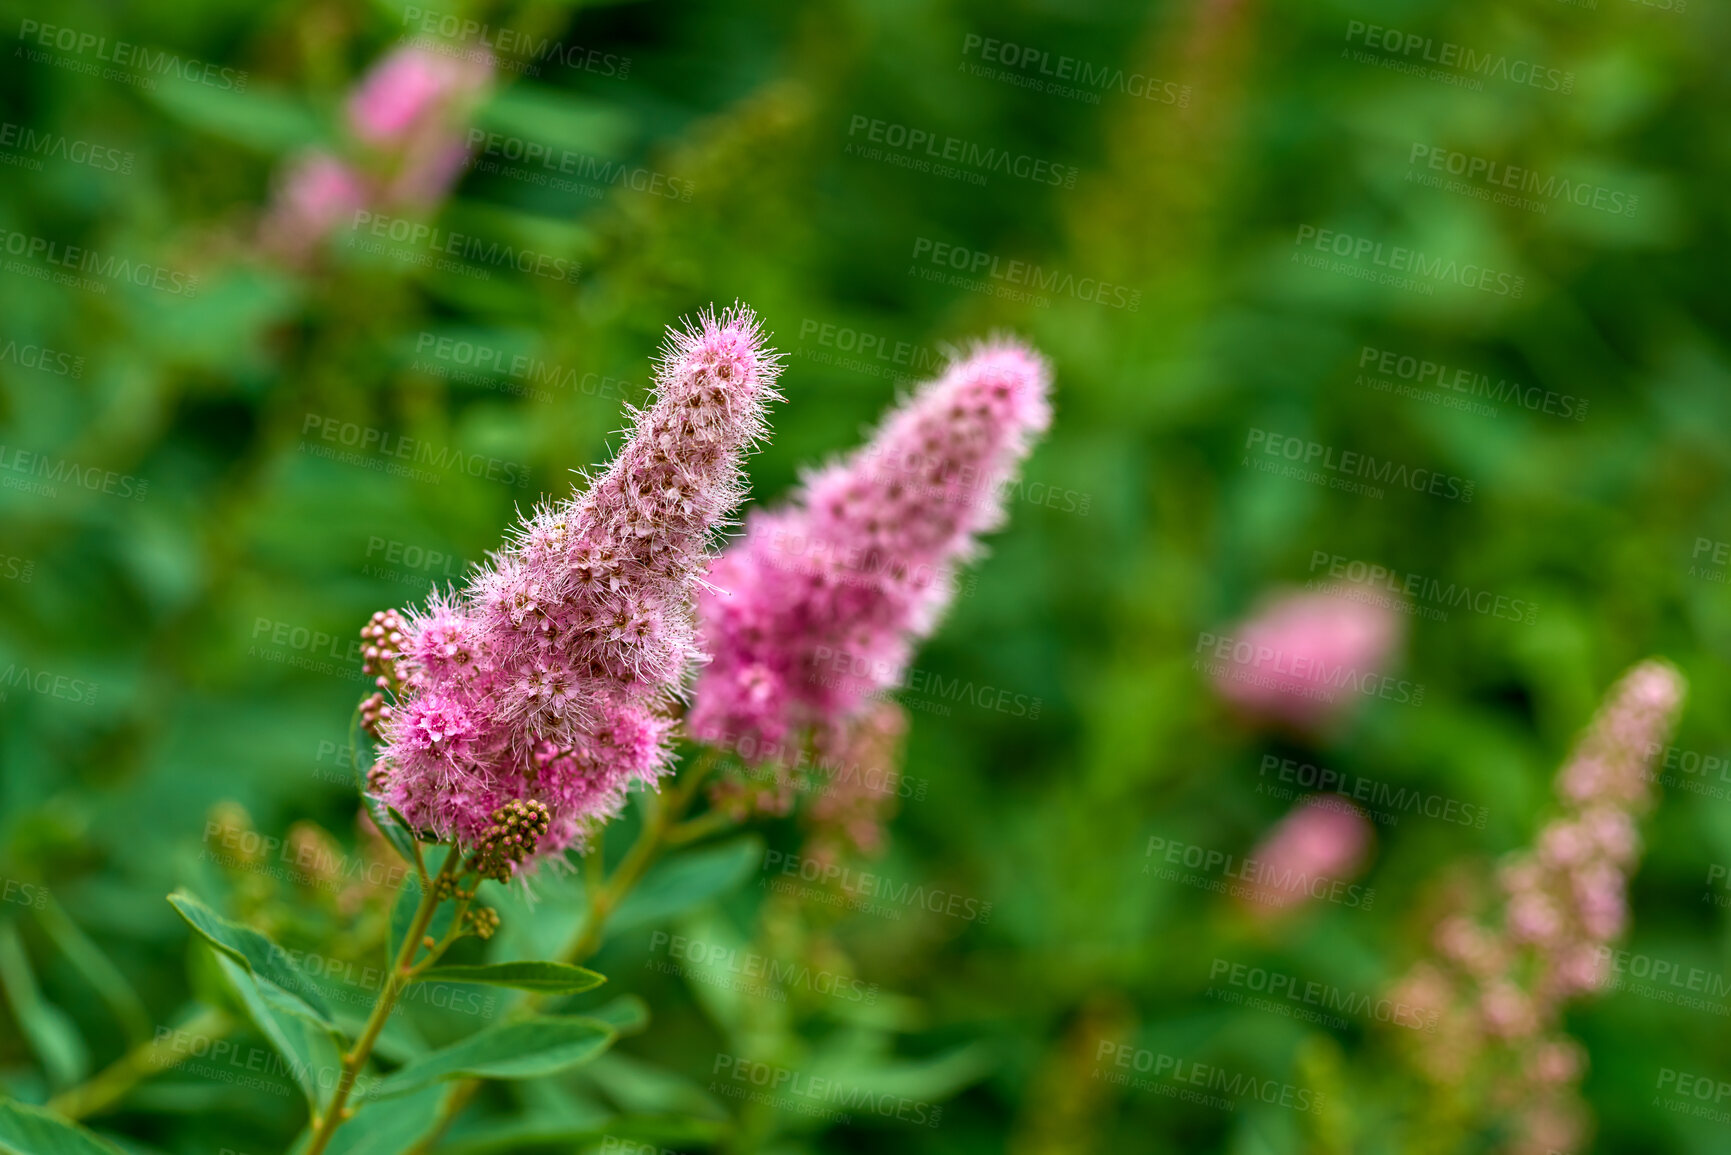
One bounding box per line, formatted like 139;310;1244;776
60;311;1053;1155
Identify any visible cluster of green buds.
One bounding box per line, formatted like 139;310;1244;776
464;907;502;940
466;799;552;883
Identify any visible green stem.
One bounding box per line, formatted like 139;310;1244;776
665;808;733;847
404;751;726;1155
46;1006;232;1121
303;847;462;1155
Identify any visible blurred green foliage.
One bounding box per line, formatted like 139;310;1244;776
2;0;1730;1152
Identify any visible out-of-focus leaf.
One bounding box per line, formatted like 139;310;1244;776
145;78;323;153
609;835;763;935
580;994;650;1037
581;1052;726;1121
0;1100;123;1155
0;920;90;1090
35;898;152;1045
476;87;634;158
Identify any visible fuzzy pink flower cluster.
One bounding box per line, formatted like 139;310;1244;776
262;45;491;260
1209;584;1404;730
689;339;1052;759
365;306;781;855
1388;659;1685;1154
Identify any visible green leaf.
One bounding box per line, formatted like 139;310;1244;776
413;961;605;994
349;714;423;871
476;87;633;158
0;1101;123;1155
34;898;152;1045
0;921;90;1090
211;953;344;1113
438;1114;727;1155
373;1016;617;1097
609;835;764;935
582;994;650;1037
365;795;420;871
145;77;323;153
581;1052;726;1120
167;891;333;1024
286;1083;447;1155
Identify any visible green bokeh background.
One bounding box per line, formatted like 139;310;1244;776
2;0;1729;1151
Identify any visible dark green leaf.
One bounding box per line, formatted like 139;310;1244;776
373;1016;617;1097
412;961;605;994
211;954;343;1112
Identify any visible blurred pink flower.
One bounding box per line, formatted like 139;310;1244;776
1207;584;1403;729
348;45;491;145
259;45;491;262
259;151;369;259
1240;795;1373;913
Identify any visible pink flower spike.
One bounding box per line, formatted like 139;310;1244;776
368;304;782;859
1383;659;1686;1150
690;337;1052;759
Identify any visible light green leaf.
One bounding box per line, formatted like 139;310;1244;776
145;77;323;153
373;1016;617;1097
582;994;650;1037
476;87;633;158
413;961;605;994
34;898;151;1045
581;1052;726;1121
0;1101;123;1155
609;835;764;935
167;891;333;1024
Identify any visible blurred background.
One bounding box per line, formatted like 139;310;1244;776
2;0;1729;1151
